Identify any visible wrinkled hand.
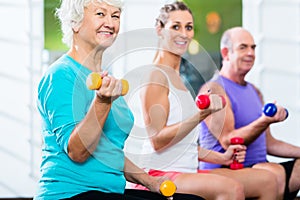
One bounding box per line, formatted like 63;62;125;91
95;72;123;103
223;144;246;166
145;176;170;194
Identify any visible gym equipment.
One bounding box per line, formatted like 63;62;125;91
86;72;129;95
160;180;176;199
195;94;226;109
229;137;244;170
263;103;288;118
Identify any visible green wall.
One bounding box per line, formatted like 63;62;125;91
183;0;242;52
180;0;242;96
44;0;242;52
44;0;67;50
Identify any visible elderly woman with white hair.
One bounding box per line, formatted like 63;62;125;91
33;0;202;199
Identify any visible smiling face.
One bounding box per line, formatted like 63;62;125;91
158;10;194;56
74;1;121;51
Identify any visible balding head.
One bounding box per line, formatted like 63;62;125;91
219;27;256;81
220;27;254;51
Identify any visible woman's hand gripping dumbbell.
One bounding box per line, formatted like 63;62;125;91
195;94;226;109
86;72;129;95
229;137;245;170
160;180;176;200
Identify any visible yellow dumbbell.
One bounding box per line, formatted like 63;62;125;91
86;72;129;96
160;180;176;198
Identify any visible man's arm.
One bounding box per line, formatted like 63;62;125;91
266;129;300;158
200;82;286;149
252;84;300;158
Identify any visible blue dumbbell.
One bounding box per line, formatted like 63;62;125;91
262;103;289;118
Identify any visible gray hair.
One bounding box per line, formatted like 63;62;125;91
220;28;233;50
220;27;251;50
56;0;123;47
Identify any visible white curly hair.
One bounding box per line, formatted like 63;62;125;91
55;0;123;47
